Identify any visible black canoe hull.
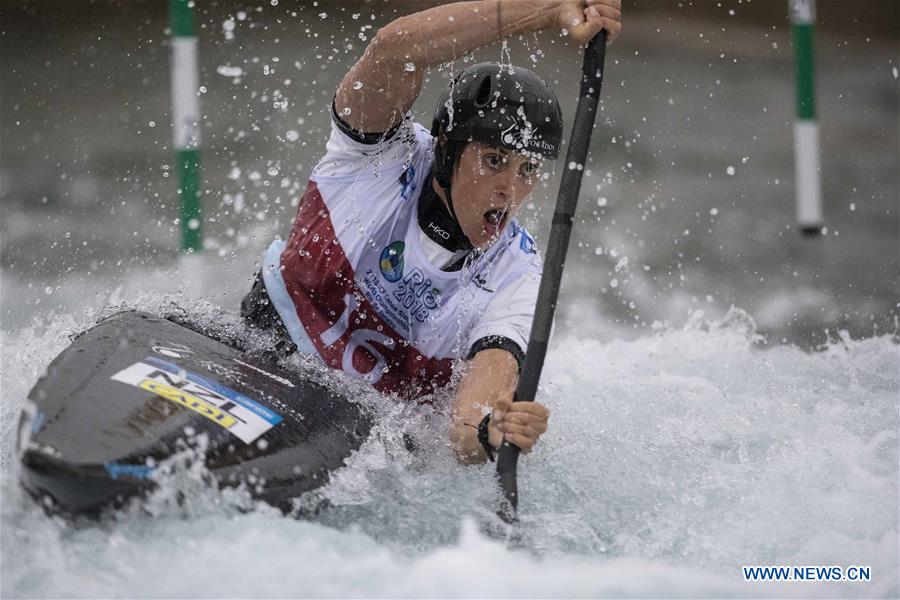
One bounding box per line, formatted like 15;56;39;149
18;311;372;515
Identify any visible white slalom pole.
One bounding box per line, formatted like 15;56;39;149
790;0;824;236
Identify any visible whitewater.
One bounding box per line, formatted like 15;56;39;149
2;3;898;597
1;281;896;598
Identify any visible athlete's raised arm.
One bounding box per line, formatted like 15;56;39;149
334;0;622;136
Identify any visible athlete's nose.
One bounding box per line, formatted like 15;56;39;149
493;169;516;205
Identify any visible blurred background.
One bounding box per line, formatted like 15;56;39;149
2;0;898;347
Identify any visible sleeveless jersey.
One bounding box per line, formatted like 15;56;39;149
261;114;542;398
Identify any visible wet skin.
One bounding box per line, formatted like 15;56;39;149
434;142;543;249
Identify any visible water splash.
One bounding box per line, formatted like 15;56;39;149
1;304;896;598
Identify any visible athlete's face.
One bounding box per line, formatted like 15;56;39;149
450;142;542;248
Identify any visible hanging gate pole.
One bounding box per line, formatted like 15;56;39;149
170;0;203;255
790;0;823;236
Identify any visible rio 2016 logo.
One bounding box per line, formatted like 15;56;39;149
379;241;405;282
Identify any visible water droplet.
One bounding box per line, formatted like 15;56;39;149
352;80;364;90
726;165;735;175
404;62;416;72
217;65;243;78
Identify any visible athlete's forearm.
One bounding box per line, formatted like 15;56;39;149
335;0;570;138
336;0;618;134
450;348;517;464
373;1;560;69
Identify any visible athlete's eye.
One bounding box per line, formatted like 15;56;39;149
485;154;503;170
519;160;539;179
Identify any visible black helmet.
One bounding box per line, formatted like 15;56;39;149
431;62;563;194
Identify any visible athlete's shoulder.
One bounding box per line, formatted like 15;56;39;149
311;115;434;182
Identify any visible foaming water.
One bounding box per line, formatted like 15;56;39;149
1;303;897;598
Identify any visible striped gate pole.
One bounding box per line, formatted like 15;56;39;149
170;0;203;255
789;0;823;236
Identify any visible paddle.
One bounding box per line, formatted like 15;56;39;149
496;30;609;523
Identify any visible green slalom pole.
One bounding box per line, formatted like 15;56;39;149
170;0;202;254
789;0;823;236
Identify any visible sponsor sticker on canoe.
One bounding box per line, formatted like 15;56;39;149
111;357;282;444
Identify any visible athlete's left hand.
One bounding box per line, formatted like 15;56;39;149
488;395;549;454
557;0;623;46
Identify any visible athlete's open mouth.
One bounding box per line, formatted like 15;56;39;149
483;208;508;232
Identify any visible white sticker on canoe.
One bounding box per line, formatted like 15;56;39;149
111;357;282;444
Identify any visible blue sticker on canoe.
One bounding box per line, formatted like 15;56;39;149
104;463;155;480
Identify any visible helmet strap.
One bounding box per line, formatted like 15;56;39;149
418;170;473;259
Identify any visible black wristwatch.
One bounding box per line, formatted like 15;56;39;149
477;413;496;462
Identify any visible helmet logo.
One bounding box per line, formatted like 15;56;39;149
500;118;527;148
500;113;555;156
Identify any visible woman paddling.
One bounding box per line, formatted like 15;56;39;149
241;0;622;463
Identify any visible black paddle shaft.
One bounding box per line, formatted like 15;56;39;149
497;31;608;520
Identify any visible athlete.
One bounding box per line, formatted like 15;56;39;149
241;0;622;464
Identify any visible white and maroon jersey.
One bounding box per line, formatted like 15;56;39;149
261;113;542;398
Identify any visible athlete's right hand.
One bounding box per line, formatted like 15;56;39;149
488;395;550;455
555;0;622;45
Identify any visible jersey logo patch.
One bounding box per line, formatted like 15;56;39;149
513;224;537;255
399;164;417;200
379;241;405;282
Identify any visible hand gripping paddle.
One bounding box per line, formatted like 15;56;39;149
496;30;609;524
